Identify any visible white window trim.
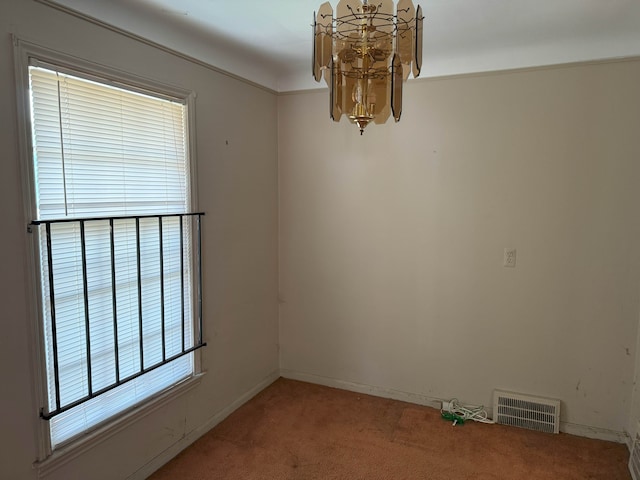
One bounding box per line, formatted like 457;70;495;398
34;373;204;477
12;36;203;466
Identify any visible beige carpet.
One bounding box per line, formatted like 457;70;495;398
149;378;630;479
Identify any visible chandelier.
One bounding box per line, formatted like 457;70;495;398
313;0;423;134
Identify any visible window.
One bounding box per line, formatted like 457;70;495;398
26;60;204;449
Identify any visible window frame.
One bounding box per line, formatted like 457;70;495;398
12;36;203;466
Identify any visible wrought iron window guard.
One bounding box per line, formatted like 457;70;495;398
30;212;206;420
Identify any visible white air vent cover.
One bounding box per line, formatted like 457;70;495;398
493;389;560;434
630;432;640;480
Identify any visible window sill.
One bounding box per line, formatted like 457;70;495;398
34;372;205;478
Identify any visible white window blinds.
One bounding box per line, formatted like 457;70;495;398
29;66;189;218
29;65;195;447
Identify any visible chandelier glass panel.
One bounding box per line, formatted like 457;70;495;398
313;0;423;134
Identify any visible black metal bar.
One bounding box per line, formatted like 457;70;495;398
45;223;62;412
180;215;185;353
37;212;207;422
109;218;120;383
197;214;203;346
40;342;207;420
159;217;166;362
136;217;144;371
79;220;93;396
32;212;205;226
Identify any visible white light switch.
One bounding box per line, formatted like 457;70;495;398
503;248;517;267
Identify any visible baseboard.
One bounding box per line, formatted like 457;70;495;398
281;369;629;445
280;369;443;410
560;422;629;445
127;369;280;480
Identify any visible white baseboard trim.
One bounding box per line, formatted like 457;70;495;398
280;369;443;410
281;369;629;445
128;370;280;480
560;422;629;445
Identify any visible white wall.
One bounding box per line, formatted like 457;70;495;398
0;1;279;479
278;59;640;438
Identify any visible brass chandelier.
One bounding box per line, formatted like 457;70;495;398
313;0;423;134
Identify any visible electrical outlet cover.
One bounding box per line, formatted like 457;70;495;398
503;248;517;267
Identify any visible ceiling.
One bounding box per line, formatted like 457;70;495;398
49;0;640;92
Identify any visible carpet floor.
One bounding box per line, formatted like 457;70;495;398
149;378;631;479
